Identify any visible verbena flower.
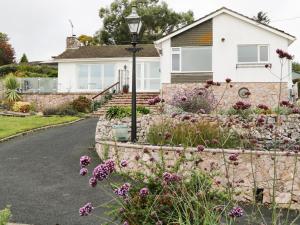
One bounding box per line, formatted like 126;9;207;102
80;156;91;168
80;168;88;176
123;221;129;225
225;78;232;83
114;183;131;198
89;177;97;187
120;160;128;167
257;104;269;111
163;172;181;184
79;202;93;216
139;187;149;197
229;153;239;161
92;159;115;181
197;145;205;152
105;159;115;173
229;206;244;218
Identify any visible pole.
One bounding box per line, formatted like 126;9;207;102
131;41;137;142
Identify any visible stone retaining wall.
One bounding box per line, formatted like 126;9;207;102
161;82;289;109
96;141;300;209
21;93;95;110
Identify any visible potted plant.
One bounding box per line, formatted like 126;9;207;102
122;84;129;94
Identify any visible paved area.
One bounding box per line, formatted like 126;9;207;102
0;118;114;225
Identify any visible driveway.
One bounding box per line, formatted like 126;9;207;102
0;118;114;225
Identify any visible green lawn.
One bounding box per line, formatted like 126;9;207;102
0;115;80;139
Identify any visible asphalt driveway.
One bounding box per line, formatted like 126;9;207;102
0;118;114;225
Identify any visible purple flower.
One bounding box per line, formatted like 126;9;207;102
148;99;155;105
105;159;115;173
164;132;171;140
89;177;97;187
154;96;161;104
197;145;205;152
123;221;129;225
120;160;128;168
79;202;93;216
80;168;88;176
225;78;232;83
229;206;244;218
163;172;181;184
93;164;109;181
80;156;91;168
171;112;178;118
181;96;187;101
229;153;239;161
139;187;149;197
114;183;131;198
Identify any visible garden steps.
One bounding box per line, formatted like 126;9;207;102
92;92;159;117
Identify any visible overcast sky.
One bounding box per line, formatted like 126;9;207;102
0;0;299;61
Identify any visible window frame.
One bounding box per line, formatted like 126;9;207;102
171;46;212;73
237;44;269;64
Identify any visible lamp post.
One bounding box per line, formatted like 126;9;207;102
126;5;143;143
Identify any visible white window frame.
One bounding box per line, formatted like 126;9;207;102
171;46;212;73
237;44;269;64
76;63;116;91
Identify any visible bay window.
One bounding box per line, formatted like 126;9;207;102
172;47;212;72
238;45;269;63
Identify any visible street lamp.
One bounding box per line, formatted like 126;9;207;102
126;5;143;143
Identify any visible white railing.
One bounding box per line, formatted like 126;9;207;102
18;78;58;93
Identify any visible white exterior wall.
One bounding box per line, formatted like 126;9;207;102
159;39;172;84
213;13;291;85
58;63;77;92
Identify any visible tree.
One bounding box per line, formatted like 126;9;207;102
0;32;15;66
20;53;29;64
293;62;300;73
77;35;100;46
97;0;194;45
253;11;270;24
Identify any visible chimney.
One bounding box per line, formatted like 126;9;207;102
66;35;80;49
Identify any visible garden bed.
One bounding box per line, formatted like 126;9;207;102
96;140;300;209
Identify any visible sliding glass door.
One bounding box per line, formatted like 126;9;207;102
136;61;160;92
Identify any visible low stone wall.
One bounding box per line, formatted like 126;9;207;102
21;93;95;110
161;82;289;109
96;141;300;209
96;113;300;149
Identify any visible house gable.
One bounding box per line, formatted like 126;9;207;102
171;19;213;47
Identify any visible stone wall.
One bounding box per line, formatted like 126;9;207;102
21;93;95;110
161;82;289;109
96;113;300;149
96;141;300;209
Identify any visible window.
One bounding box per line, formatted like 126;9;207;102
172;47;212;72
238;45;269;63
77;64;115;90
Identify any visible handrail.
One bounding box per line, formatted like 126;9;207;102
92;81;120;100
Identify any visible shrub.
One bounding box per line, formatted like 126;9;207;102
147;119;244;148
0;207;11;225
0;64;17;77
0;64;58;78
72;96;92;113
12;101;31;113
106;106;151;120
170;87;215;114
4;74;21;103
43;104;77;116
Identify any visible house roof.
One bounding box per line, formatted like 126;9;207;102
155;7;296;45
55;44;159;60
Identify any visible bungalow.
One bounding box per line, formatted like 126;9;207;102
54;7;296;106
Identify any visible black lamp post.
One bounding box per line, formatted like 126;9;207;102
126;5;143;143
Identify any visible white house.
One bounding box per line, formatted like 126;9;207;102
54;7;296;105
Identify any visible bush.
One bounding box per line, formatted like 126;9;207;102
0;64;17;77
43;104;78;116
72;96;92;113
0;64;58;78
12;101;31;113
147;119;244;148
0;207;11;225
170;87;215;114
4;74;21;103
106;106;151;120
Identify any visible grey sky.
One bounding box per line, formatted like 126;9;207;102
0;0;299;61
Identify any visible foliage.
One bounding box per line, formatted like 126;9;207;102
4;74;21;102
72;96;92;113
0;33;15;66
0;207;11;225
106;105;150;119
91;92;113;111
43;104;78;116
170;87;216;114
0;116;79;139
97;0;194;45
253;11;270;24
293;62;300;73
19;53;29;64
12;101;31;113
0;64;58;78
147;118;244;148
77;35;100;46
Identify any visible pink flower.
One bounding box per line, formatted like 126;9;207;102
80;168;88;176
197;145;205;152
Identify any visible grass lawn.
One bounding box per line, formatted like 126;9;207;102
0;115;80;139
